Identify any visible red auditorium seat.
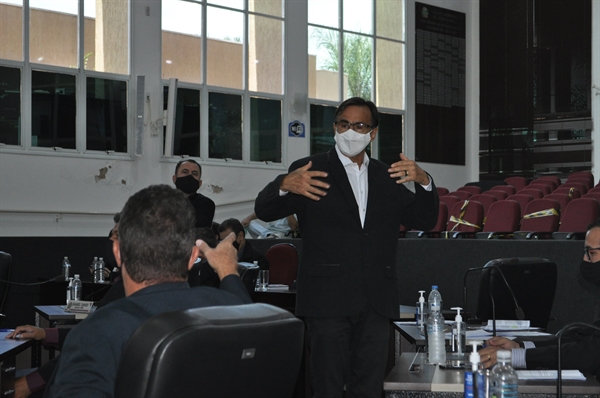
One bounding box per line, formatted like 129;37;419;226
515;198;561;239
561;181;588;195
457;186;482;195
476;200;521;239
553;198;600;240
544;193;572;220
487;185;516;196
439;195;461;213
527;184;552;196
553;186;582;198
530;179;557;191
406;202;448;238
506;194;534;218
537;175;561;188
485;190;508;200
469;194;497;222
436;187;450;196
504;176;529;192
446;200;484;239
265;243;299;287
448;190;472;201
517;188;544;199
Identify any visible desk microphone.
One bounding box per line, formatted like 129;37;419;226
556;322;600;398
0;275;66;286
463;265;525;330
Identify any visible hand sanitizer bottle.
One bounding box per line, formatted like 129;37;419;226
416;290;426;328
451;307;466;355
465;340;482;398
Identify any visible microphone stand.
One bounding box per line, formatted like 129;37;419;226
490;294;496;337
556;322;600;398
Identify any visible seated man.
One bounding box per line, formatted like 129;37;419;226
44;184;251;397
218;218;270;270
172;159;215;228
187;227;220;288
479;218;600;380
242;212;299;239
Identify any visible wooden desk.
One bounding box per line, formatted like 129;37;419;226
0;331;35;397
384;353;600;397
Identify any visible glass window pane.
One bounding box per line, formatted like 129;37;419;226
377;112;403;165
0;1;23;61
31;70;76;149
85;0;129;74
343;0;373;34
30;0;77;68
308;0;338;28
310;103;336;155
208;0;243;10
173;88;200;157
86;77;128;153
250;97;281;162
376;38;403;109
249;0;283;17
0;66;21;145
162;0;202;83
343;33;372;100
208;92;242;160
207;7;243;89
308;27;339;101
249;16;282;94
376;0;403;40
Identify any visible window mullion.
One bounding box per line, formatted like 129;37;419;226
76;0;86;153
22;0;32;149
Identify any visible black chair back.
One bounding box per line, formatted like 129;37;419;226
475;257;557;330
0;252;11;318
115;303;304;398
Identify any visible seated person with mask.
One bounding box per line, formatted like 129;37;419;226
218;218;270;270
479;218;600;380
43;185;251;397
173;159;215;228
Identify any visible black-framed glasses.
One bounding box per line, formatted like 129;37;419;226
584;247;600;261
335;121;373;133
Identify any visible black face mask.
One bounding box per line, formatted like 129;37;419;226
580;260;600;286
175;175;200;194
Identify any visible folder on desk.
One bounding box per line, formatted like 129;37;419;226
516;370;586;380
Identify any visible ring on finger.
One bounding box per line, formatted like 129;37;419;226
405;170;408;177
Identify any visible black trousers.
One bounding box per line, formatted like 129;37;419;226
305;304;390;398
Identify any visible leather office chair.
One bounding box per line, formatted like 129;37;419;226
0;252;11;320
115;303;304;398
238;262;260;298
474;258;557;330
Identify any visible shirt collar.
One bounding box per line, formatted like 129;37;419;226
335;145;370;169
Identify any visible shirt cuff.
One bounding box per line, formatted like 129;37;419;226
279;189;289;196
523;341;536;349
419;172;433;191
26;371;46;393
511;348;527;368
44;328;59;347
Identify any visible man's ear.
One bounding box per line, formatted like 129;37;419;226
188;245;200;270
198;179;203;188
172;175;177;184
112;240;122;267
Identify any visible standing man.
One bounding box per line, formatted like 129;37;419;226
173;159;215;228
255;97;439;397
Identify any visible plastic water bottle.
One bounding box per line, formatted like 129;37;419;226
66;277;73;304
490;350;518;398
94;257;105;283
62;256;71;279
71;274;82;301
90;256;98;275
427;285;443;314
426;286;446;364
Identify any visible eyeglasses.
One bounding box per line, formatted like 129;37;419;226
335;121;373;134
584;247;600;261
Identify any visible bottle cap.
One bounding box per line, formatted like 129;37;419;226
74;274;80;278
431;285;438;290
497;350;511;360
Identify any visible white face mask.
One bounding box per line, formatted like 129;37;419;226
334;129;372;157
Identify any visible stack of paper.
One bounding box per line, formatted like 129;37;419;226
516;370;586;380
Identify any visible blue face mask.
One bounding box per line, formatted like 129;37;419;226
580;260;600;286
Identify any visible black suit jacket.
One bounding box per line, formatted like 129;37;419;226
255;148;438;319
524;321;600;378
